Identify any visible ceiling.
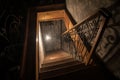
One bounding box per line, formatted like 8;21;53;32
0;0;65;11
17;0;66;7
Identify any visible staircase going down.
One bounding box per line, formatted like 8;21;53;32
39;56;116;80
39;55;85;80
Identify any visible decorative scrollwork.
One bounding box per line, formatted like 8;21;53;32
4;15;23;43
62;8;112;63
96;26;119;58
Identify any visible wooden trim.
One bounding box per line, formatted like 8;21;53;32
36;15;39;80
20;8;37;80
20;9;30;80
34;4;65;12
65;9;77;25
37;10;65;21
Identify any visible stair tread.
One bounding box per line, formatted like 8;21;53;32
40;62;85;79
40;59;82;73
42;57;75;68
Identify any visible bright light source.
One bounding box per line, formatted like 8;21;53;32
45;35;51;41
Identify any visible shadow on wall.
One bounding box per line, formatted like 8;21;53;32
66;0;120;79
0;1;27;80
96;1;120;79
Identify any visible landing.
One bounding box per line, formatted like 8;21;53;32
43;50;72;64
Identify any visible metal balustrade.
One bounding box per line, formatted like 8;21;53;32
62;8;111;65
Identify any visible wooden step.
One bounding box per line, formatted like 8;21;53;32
39;60;84;79
40;59;80;73
41;57;75;68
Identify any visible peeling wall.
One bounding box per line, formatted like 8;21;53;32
66;0;116;22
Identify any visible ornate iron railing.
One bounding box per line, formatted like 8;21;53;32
62;8;111;65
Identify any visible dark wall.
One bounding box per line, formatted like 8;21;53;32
61;20;75;55
0;0;66;80
66;0;120;79
40;20;62;52
66;0;116;22
0;0;28;80
40;19;74;54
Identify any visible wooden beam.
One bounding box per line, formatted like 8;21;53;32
35;4;65;12
37;10;65;21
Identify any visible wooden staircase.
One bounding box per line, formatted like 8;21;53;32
39;57;84;80
39;57;117;80
39;8;113;80
39;57;116;80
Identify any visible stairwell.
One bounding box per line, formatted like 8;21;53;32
40;56;116;80
17;0;120;80
38;7;117;80
40;56;83;79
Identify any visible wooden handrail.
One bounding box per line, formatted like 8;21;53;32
62;12;99;35
62;8;111;35
62;8;111;65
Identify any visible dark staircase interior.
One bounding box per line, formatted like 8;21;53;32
40;56;82;79
39;50;117;80
36;1;119;80
40;57;117;80
0;0;120;80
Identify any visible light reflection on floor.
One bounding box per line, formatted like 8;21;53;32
43;50;71;64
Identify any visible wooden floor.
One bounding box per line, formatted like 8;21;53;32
43;50;72;64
